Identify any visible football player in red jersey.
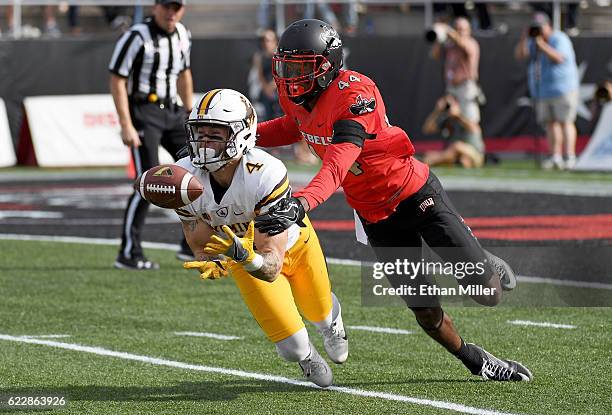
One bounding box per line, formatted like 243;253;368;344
255;19;533;382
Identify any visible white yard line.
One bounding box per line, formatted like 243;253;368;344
18;334;71;339
507;320;576;329
438;176;612;197
1;233;610;291
174;331;242;340
347;326;413;335
0;334;522;415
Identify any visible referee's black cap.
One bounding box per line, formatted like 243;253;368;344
156;0;184;6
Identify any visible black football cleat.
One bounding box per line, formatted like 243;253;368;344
114;255;159;271
470;343;533;382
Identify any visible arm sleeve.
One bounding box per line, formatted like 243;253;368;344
257;115;302;147
293;142;362;210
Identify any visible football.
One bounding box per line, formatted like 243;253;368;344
134;164;203;209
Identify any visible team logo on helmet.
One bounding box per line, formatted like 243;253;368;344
320;26;342;50
349;95;376;116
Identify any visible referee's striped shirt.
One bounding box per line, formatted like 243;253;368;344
109;17;191;100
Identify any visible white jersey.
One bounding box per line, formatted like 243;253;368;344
174;148;300;250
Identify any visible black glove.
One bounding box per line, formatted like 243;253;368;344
254;197;307;236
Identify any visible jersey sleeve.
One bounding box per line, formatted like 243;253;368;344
253;158;291;215
293;142;361;211
108;30;144;78
257;115;302;147
177;24;191;71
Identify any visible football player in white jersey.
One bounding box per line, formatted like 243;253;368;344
175;88;348;387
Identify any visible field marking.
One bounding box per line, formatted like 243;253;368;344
18;334;71;339
0;211;63;219
174;331;242;340
507;320;576;329
348;325;413;335
0;334;522;415
1;233;611;291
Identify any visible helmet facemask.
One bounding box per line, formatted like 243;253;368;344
272;53;333;100
185;121;242;172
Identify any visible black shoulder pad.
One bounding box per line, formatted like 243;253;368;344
331;119;376;148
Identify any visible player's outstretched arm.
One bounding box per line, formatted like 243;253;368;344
256;115;302;147
181;219;234;280
203;221;287;282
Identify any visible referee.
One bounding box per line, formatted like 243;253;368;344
109;0;193;270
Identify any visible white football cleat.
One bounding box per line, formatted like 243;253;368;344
318;305;349;364
298;343;333;387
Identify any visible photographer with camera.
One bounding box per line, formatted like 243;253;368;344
429;17;482;125
589;79;612;133
422;94;484;168
515;12;579;170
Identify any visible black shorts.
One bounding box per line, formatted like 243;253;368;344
360;172;493;308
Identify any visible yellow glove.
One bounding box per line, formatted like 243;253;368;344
203;221;264;272
183;259;234;280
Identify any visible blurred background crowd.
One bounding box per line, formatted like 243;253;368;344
1;1;610;171
1;1;610;40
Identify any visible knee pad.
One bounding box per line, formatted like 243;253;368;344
275;327;310;362
411;307;444;332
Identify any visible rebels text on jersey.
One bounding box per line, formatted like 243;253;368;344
257;69;429;223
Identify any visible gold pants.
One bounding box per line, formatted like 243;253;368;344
231;217;332;342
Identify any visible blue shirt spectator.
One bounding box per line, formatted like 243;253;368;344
527;30;578;99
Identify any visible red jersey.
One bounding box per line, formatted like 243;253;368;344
257;69;429;223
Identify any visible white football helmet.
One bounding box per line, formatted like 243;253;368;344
185;88;257;172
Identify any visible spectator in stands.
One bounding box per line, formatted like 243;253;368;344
2;5;60;38
430;17;482;132
588;79;612;133
43;5;60;37
515;12;579;170
250;29;282;122
422;94;484;168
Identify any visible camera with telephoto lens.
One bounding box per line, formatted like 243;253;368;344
425;25;448;43
594;82;611;104
528;25;542;37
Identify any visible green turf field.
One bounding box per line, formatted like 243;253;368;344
1;240;610;414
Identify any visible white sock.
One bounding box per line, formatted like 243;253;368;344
312;292;340;331
275;327;311;362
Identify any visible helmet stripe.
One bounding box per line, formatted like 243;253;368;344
198;88;223;116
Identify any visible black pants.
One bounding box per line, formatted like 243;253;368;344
119;101;188;259
361;172;493;308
